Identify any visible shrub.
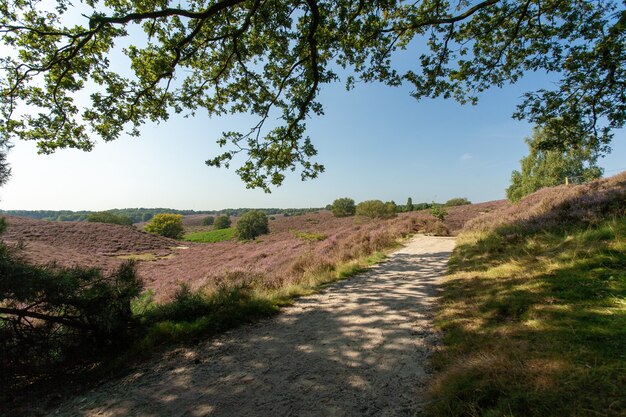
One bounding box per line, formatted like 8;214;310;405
331;198;356;217
445;197;471;206
356;200;396;218
87;211;133;226
430;203;447;221
213;215;232;230
413;202;431;211
144;213;184;239
0;222;142;390
202;216;215;226
236;210;269;240
405;197;414;212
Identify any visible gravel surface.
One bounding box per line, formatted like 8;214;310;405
48;235;456;417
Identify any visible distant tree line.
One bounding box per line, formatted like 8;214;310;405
0;207;324;223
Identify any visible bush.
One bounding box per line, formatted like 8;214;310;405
236;210;269;240
431;203;447;221
144;213;184;239
331;198;356;217
0;222;142;390
213;215;232;230
87;211;133;226
445;197;471;206
356;200;396;218
202;216;215;226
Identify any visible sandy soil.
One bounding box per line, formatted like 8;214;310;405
48;235;456;417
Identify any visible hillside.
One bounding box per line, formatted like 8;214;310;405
1;202;504;301
429;172;626;417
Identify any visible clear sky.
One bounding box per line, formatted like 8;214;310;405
1;55;625;211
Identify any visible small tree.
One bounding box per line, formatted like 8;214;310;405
430;203;447;221
356;200;396;219
406;197;413;212
144;213;184;239
202;216;215;226
236;210;269;240
213;215;232;230
331;198;356;217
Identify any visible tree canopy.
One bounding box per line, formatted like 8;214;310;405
1;0;624;190
506;126;603;202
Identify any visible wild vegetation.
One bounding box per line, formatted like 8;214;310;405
213;215;232;230
0;216;142;396
356;200;397;219
331;198;356;217
507;127;603;202
236;210;269;240
183;228;236;243
429;173;626;416
144;213;185;239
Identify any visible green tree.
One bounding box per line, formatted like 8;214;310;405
331;198;356;218
431;203;447;221
236;210;269;240
2;1;624;190
144;213;184;239
87;211;134;226
356;200;396;219
445;198;471;207
213;215;232;230
507;127;603;202
202;216;215;226
406;197;413;212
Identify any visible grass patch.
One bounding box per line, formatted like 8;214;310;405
293;230;327;241
182;227;236;243
429;218;626;417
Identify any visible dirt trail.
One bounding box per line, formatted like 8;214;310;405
49;235;456;417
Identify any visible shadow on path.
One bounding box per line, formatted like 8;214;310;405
50;236;455;417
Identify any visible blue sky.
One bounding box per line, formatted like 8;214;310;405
1;59;625;211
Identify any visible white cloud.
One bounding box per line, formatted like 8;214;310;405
460;153;473;161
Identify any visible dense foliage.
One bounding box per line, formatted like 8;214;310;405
0;217;142;390
444;197;471;206
331;198;356;217
213;215;232;230
87;211;133;226
507;127;603;202
431;203;447;221
144;213;184;239
2;1;624;190
355;200;396;219
236;210;269;240
405;197;414;212
202;216;215;226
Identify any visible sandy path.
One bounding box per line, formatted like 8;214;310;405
49;235;456;417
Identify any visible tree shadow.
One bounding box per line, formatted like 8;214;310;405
46;248;455;417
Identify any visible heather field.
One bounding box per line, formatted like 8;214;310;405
1;201;503;302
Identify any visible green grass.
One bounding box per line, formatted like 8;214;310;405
182;227;236;243
429;218;626;417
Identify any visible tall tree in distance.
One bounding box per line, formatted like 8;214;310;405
1;1;625;190
506;126;603;202
406;197;413;212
